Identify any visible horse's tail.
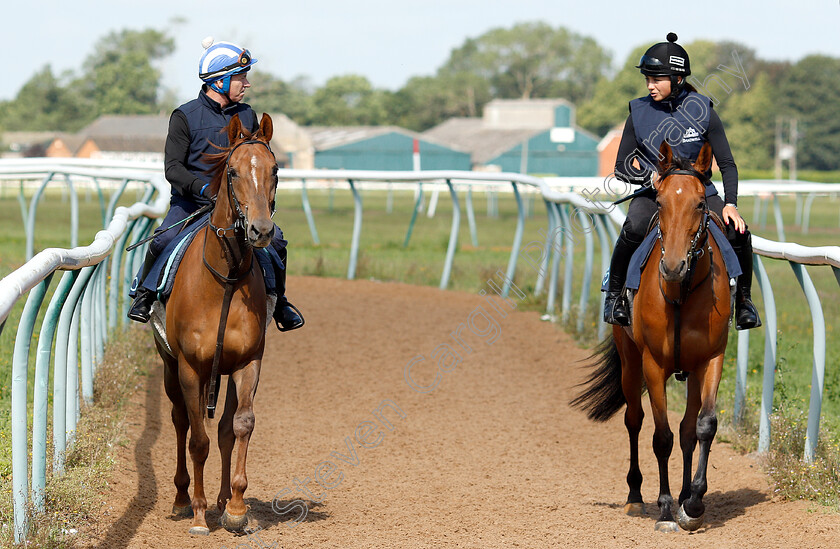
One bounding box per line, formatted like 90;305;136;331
569;334;626;422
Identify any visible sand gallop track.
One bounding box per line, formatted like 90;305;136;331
83;276;840;548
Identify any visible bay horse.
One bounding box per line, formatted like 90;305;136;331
150;113;278;535
572;141;733;532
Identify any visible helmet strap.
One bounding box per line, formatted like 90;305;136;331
208;77;236;105
667;75;685;101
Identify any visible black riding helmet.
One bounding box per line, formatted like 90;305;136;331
637;32;691;100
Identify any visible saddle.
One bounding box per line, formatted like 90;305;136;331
624;212;741;291
129;212;284;302
600;212;741;293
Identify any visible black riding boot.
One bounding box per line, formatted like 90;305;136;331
273;248;304;332
127;249;159;323
733;237;761;330
603;236;637;326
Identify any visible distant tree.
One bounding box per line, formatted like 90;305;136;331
438;22;611;104
246;71;314;123
774;55;840;170
718;73;775;170
390;73;492;131
0;65;89;131
308;75;391;126
79;28;175;116
576;44;650;138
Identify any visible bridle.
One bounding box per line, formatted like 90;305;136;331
203;136;276;418
655;166;715;382
204;138;276;283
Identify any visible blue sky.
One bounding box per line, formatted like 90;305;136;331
6;0;840;103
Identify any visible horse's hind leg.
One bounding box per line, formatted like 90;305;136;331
616;329;645;516
217;376;237;513
677;355;723;532
160;345;192;517
220;359;261;533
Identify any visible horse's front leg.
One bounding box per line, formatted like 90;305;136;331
220;359;261;533
677;354;723;532
180;361;211;536
217;376;238;513
644;356;678;533
678;372;702;506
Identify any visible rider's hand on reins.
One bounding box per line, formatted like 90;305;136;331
722;204;745;234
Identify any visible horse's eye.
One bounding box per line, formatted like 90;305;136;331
696;202;704;210
655;200;662;209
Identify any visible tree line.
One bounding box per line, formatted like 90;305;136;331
1;24;838;171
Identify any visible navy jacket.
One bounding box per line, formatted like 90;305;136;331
614;89;739;205
164;88;259;203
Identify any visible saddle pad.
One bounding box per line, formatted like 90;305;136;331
620;220;742;291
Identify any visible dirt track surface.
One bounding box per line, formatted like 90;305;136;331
83;276;840;548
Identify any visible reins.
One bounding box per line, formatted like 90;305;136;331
656;168;714;382
204;138;275;418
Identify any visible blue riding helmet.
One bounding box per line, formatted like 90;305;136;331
198;38;258;94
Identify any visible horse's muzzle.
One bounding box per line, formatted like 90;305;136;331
248;218;275;248
659;258;687;283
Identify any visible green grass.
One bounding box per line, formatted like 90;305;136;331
0;326;157;548
0;188;140;482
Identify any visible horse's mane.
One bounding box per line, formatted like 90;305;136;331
202;125;266;197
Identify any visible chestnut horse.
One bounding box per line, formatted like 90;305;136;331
572;141;733;532
150;113;278;535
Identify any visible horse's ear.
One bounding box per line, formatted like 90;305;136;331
693;142;713;173
658;140;674;173
227;114;243;144
257;113;273;142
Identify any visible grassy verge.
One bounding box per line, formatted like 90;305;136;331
0;327;155;548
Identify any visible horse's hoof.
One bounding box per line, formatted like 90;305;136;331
189;526;210;536
220;510;249;532
624;502;646;517
172;504;194;517
654;521;680;533
677;504;704;531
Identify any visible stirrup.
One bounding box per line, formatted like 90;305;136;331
275;302;305;332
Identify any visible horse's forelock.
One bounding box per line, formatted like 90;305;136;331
659;155;705;197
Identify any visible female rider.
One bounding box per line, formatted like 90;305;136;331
603;32;760;330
